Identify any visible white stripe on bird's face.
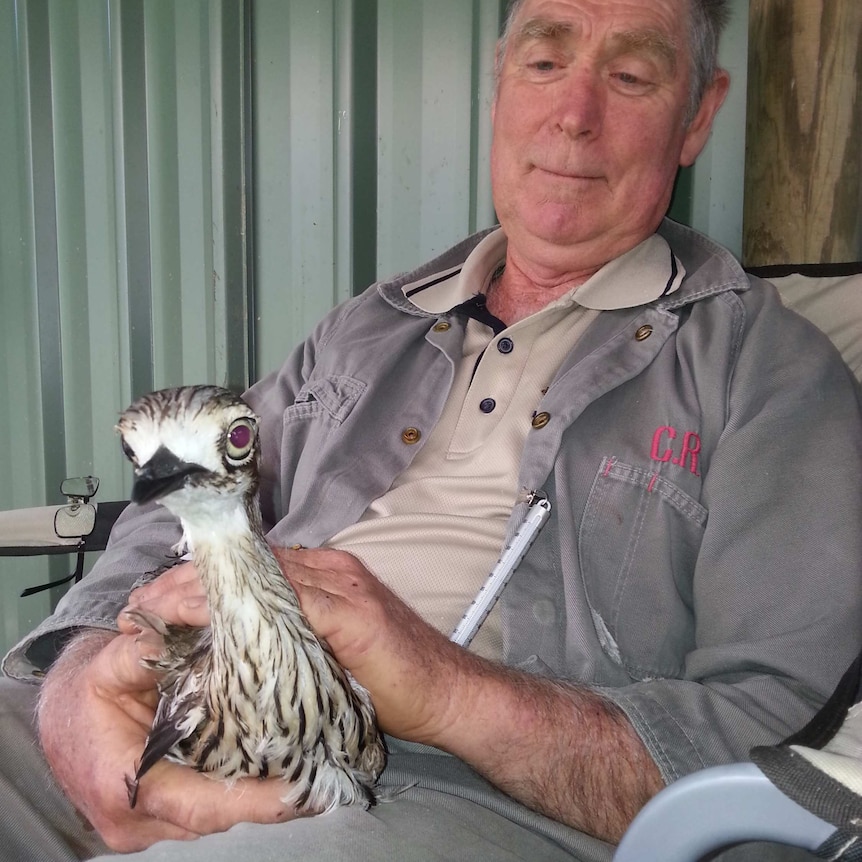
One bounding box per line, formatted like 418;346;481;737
116;386;261;510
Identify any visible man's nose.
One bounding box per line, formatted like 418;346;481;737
554;67;605;139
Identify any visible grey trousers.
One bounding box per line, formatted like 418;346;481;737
0;676;821;862
0;677;109;860
0;677;597;862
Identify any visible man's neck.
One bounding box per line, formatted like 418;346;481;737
485;255;599;326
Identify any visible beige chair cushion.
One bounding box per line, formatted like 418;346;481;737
766;269;862;384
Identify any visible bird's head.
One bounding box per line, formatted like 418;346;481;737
116;386;261;515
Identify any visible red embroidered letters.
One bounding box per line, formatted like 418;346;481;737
650;426;701;476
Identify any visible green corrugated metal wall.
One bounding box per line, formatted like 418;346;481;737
251;0;503;376
0;0;749;654
0;0;253;646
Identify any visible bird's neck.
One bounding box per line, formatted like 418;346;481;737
179;497;260;549
177;495;300;616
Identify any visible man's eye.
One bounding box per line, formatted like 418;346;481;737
528;59;557;72
610;70;653;93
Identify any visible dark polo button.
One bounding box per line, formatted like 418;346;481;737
497;337;514;354
531;411;551;429
433;321;451;333
479;398;496;414
401;427;422;444
635;324;653;342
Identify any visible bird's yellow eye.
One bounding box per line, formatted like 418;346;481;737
225;418;256;465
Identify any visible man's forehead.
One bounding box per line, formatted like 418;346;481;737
510;1;683;67
511;1;686;40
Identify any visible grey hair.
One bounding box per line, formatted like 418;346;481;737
496;0;730;124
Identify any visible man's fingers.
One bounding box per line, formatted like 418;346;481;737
120;560;210;630
82;632;294;842
91;631;160;696
95;811;200;854
129;560;202;604
274;547;374;597
135;763;294;835
98;767;292;852
119;595;210;631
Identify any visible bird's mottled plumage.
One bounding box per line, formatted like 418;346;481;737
116;385;385;813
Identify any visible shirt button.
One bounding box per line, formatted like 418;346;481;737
433;321;451;333
635;324;653;342
497;337;514;354
531;411;551;429
401;427;422;444
479;398;496;414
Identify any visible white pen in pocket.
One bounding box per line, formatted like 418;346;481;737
450;491;552;648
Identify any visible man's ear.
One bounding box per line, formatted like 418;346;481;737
680;69;731;167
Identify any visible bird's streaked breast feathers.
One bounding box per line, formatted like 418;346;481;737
117;384;386;813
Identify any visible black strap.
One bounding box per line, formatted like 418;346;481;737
746;262;862;279
785;651;862;748
816;831;862;861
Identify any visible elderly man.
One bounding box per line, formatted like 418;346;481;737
3;0;861;860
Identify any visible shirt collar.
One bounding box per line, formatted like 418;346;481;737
574;232;685;310
401;227;685;313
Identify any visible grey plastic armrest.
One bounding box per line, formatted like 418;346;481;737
614;762;836;862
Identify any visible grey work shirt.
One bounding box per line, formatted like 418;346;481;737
5;219;862;858
326;229;684;661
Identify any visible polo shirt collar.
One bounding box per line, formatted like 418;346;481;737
401;228;685;313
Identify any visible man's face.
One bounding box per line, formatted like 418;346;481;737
491;0;726;275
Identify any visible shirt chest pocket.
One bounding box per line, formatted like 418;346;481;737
286;375;366;424
578;457;707;680
279;375;367;513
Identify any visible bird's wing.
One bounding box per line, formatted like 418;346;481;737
148;676;207;759
126;622;213;807
126;679;208;806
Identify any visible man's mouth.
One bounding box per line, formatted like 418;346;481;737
533;164;602;181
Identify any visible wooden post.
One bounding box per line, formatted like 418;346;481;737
743;0;862;266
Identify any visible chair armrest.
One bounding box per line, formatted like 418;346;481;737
614;763;835;862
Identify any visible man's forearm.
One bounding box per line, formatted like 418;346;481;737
277;546;664;843
38;628;119;724
37;628;121;788
426;654;664;843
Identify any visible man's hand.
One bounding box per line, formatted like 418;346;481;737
39;618;291;852
125;551;463;743
273;546;663;843
118;561;211;631
118;547;663;842
272;546;469;744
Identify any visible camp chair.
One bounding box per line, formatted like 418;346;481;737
0;475;128;596
616;651;862;861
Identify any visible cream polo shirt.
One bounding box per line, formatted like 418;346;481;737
326;229;685;659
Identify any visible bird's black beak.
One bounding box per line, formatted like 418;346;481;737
131;446;208;505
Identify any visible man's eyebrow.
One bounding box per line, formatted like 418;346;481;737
512;17;678;71
513;17;574;47
608;29;678;72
